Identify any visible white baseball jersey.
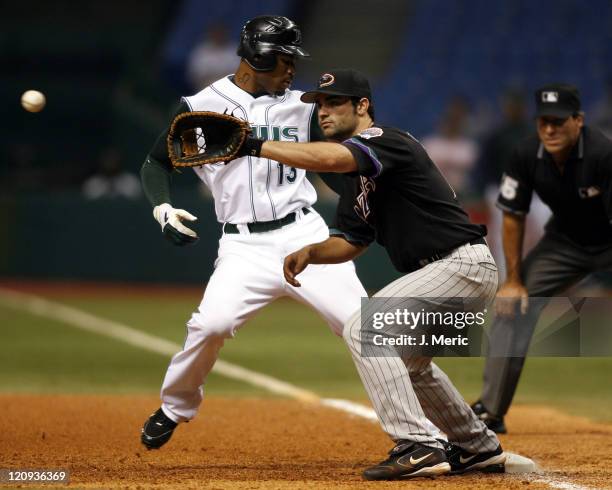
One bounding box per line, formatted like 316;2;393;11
158;75;368;425
184;75;317;224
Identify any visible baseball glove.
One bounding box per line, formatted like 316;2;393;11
167;111;252;167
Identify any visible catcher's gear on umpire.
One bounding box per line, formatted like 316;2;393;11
153;203;199;246
167;111;263;167
237;15;309;72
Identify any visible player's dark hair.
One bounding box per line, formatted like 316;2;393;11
350;97;375;121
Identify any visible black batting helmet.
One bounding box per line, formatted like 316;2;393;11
237;15;309;72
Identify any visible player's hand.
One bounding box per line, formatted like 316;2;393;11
283;246;313;287
153;203;199;246
495;281;529;317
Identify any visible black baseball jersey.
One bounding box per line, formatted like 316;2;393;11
496;126;612;246
331;125;486;272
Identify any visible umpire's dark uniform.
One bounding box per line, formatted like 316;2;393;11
479;85;612;428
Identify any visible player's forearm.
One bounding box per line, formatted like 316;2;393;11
502;212;526;283
141;156;173;206
260;141;357;173
307;236;366;264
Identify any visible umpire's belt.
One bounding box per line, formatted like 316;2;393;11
417;237;487;268
224;208;311;234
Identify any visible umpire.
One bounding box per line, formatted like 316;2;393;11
473;84;612;433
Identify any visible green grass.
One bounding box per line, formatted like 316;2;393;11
1;305;166;393
0;295;611;421
436;357;612;421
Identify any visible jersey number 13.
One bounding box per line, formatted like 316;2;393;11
277;163;297;185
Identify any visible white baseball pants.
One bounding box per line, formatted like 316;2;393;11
160;209;367;422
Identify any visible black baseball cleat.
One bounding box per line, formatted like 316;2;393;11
471;400;507;434
141;407;178;450
444;442;506;474
362;441;451;480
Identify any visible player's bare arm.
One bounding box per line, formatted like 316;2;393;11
261;140;358;173
496;211;528;316
241;92;373;173
284;237;366;287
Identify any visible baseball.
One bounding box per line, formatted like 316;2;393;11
21;90;46;113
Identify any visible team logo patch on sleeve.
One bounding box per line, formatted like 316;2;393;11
358;127;383;139
578;186;601;198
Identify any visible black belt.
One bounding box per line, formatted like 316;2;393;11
224;208;311;234
417;237;487;268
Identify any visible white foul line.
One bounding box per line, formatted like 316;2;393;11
0;287;319;403
0;287;590;490
531;478;591;490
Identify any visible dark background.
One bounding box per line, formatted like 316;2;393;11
2;0;612;289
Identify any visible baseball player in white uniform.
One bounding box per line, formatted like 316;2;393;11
139;16;366;449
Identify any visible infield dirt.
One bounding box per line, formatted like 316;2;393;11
2;395;610;489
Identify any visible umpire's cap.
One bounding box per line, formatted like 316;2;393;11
535;83;581;118
301;69;372;103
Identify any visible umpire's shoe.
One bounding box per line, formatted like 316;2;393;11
471;400;507;434
444;442;506;474
362;441;450;480
141;407;178;450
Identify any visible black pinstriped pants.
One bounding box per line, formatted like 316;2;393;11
343;243;501;452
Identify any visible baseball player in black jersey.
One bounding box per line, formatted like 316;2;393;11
235;69;505;480
472;84;612;434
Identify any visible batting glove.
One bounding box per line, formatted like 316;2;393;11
153;203;199;246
